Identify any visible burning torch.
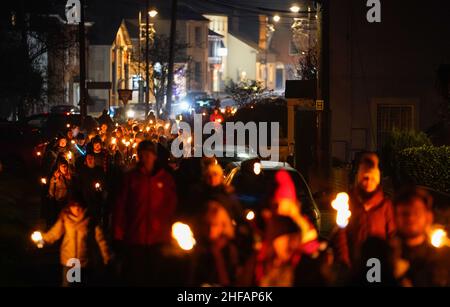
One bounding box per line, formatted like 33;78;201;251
172;222;196;251
94;182;102;192
430;226;449;248
330;192;352;267
31;231;44;248
331;192;352;229
66;151;73;162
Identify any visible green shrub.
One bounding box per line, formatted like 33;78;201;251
396;145;450;193
381;129;432;177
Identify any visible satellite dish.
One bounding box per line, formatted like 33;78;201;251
65;0;81;24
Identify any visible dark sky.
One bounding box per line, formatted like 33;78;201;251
78;0;315;43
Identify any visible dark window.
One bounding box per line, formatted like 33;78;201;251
289;40;300;55
194;62;201;83
195;27;202;46
276;68;284;89
377;104;414;150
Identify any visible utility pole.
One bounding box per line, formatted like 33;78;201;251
315;0;330;188
145;0;150;112
79;0;87;122
166;0;178;117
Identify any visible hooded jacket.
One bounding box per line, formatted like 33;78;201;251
43;208;111;267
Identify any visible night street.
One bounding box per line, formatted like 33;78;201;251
1;0;450;293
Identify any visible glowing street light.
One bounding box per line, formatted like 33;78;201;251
290;4;300;13
149;9;158;18
273;15;281;23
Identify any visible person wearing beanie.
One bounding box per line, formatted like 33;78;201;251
271;170;319;255
336;152;395;267
41;195;112;286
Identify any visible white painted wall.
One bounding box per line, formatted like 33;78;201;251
227;33;258;82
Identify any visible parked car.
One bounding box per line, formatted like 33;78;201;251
224;158;321;231
201;145;258;171
29;113;98;139
50;104;80;114
0;122;43;169
125;103;154;121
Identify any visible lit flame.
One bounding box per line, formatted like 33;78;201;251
66;124;70;128
40;178;47;185
246;210;255;221
31;231;44;248
216;118;222;123
431;228;447;248
331;192;351;228
66;151;73;161
146;126;150;132
94;182;101;190
164;123;170;130
150;120;154;125
172;222;196;251
36;151;42;157
253;162;261;175
111;137;117;145
71;140;75;144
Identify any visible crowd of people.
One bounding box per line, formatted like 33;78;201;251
34;110;450;287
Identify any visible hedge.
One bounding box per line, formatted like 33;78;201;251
396;145;450;194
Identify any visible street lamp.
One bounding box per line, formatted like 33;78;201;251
273;14;281;23
149;9;158;18
290;4;300;13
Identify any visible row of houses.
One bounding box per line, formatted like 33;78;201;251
49;2;308;112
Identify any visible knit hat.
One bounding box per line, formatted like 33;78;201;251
267;215;301;241
273;170;297;203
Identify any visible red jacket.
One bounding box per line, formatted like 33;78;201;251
347;188;396;245
335;188;395;266
113;166;177;246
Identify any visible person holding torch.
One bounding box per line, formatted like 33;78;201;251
32;195;112;287
333;153;395;267
393;186;450;286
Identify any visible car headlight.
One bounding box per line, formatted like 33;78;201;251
180;101;189;111
126;110;135;118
